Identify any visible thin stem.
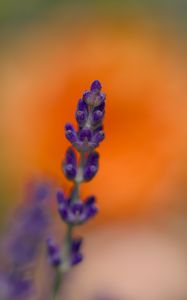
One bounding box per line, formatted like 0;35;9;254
50;269;63;300
62;224;73;271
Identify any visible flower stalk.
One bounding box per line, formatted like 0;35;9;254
48;80;106;300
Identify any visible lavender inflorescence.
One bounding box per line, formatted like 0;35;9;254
47;80;106;300
65;80;105;152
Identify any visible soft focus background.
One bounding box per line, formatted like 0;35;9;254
1;1;187;299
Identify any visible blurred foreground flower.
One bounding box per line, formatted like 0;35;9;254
0;181;51;300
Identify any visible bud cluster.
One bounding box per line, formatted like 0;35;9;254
47;80;106;300
65;80;105;152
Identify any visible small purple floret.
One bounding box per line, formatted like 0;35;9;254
71;252;83;266
57;193;98;225
79;128;92;142
90;80;102;92
93;131;105;144
71;237;82;252
83;152;99;181
93;110;103;123
70;237;83;266
76;110;86;124
77;99;88;111
47;238;61;267
65;123;77;143
63;148;77;180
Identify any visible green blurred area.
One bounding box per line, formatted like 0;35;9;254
0;0;187;30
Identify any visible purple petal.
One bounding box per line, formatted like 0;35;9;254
64;164;77;180
58;206;68;222
83;165;98;181
93;131;105;144
76;110;86;124
71;237;83;252
65;147;77;165
79;128;92;142
90;80;102;92
77;98;88;111
85;196;96;206
87;151;99;165
71;201;84;214
92;110;103;123
71;252;83;266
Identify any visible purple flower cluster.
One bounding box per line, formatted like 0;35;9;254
47;237;61;267
57;190;97;225
63;148;99;182
47;236;83;268
47;80;106;274
65;80;105;152
0;182;50;300
8;183;50;266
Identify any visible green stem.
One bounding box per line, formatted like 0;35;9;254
50;269;63;300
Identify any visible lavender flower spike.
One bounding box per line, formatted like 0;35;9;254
48;81;106;300
65;80;106;152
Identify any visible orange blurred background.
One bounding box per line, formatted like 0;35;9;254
1;2;187;225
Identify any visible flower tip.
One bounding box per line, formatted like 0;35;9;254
90;80;102;92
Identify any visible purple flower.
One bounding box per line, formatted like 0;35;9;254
65;126;105;152
92;110;104;123
65;80;105;152
65;123;78;144
63;147;77;180
90;80;102;92
0;273;33;300
47;237;61;267
76;110;87;125
0;181;51;300
47;235;83;268
83;151;99;181
79;128;92;141
47;80;105;299
57;191;98;225
8;192;50;265
71;237;83;266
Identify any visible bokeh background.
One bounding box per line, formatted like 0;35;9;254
1;1;187;299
